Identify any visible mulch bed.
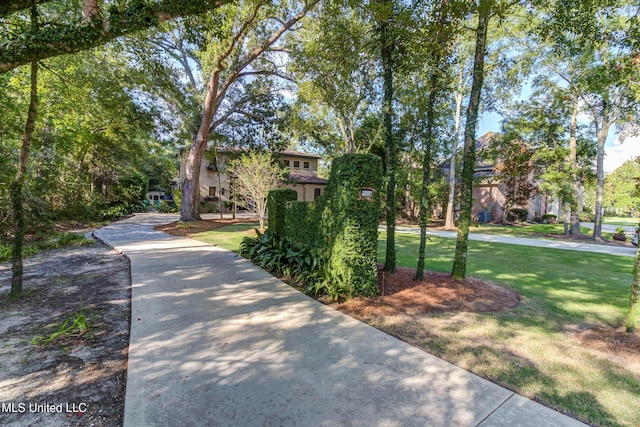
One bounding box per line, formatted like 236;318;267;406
327;265;521;317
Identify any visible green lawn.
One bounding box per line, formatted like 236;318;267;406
603;216;640;227
194;222;640;426
192;221;260;251
383;232;631;325
469;223;599;238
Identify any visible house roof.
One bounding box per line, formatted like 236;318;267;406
204;147;322;159
278;149;322;159
288;172;327;185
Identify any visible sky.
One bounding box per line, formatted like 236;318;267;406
477;112;640;174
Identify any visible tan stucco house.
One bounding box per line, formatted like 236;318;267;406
180;148;327;213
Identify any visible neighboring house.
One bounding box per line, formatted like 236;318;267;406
442;132;556;222
146;190;167;207
180;148;327;214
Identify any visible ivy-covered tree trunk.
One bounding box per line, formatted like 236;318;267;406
11;60;38;299
627;223;640;332
380;1;397;273
416;79;437;280
451;0;491;281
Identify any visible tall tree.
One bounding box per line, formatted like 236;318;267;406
535;0;640;240
289;3;377;155
377;0;398;272
180;0;319;222
451;0;494;281
10;4;38;299
444;53;472;230
415;0;468;280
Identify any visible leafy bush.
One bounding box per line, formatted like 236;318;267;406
267;189;297;238
579;212;594;222
542;213;557;224
158;200;179;213
239;230;325;288
508;208;528;222
100;204;130;220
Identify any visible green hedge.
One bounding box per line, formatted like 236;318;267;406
261;154;383;300
267;189;298;238
285;200;321;250
317;154;383;297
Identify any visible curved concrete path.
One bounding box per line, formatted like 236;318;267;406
95;213;588;427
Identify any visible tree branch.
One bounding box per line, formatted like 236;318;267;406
0;0;233;73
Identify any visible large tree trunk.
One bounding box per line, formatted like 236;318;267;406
381;1;396;273
592;102;610;241
11;60;38;299
416;78;437;280
451;0;491;281
180;72;220;222
568;93;581;235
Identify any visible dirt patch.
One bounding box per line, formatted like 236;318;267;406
569;325;640;371
0;243;130;427
325;265;521;318
154;218;256;237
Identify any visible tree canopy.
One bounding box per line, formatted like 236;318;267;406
0;0;235;72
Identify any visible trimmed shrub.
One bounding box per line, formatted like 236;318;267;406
267;189;298;238
542;213;557;224
312;154;383;298
254;154;383;301
509;208;528;222
285;201;321;251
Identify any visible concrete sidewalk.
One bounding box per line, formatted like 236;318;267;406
95;213;587;427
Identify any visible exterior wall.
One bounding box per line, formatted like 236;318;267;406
287;183;325;202
280;155;318;175
472;184;506;221
472;183;555;222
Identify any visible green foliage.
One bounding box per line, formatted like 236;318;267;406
239;229;326;285
267;189;297;238
158;200;179;213
509;208;528;222
541;213;557;223
282;154;384;299
285;201;321;251
32;305;92;346
604;158;640;215
0;232;93;262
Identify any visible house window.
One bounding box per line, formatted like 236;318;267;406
209;187;216;197
294;160;300;168
314;188;321;200
303;161;310;169
153;195;159;201
284;160;290;167
221;188;225;195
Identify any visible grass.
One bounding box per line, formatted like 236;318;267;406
192;222;260;251
603;217;640;227
0;232;94;262
469;223;599;238
194;222;640;426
